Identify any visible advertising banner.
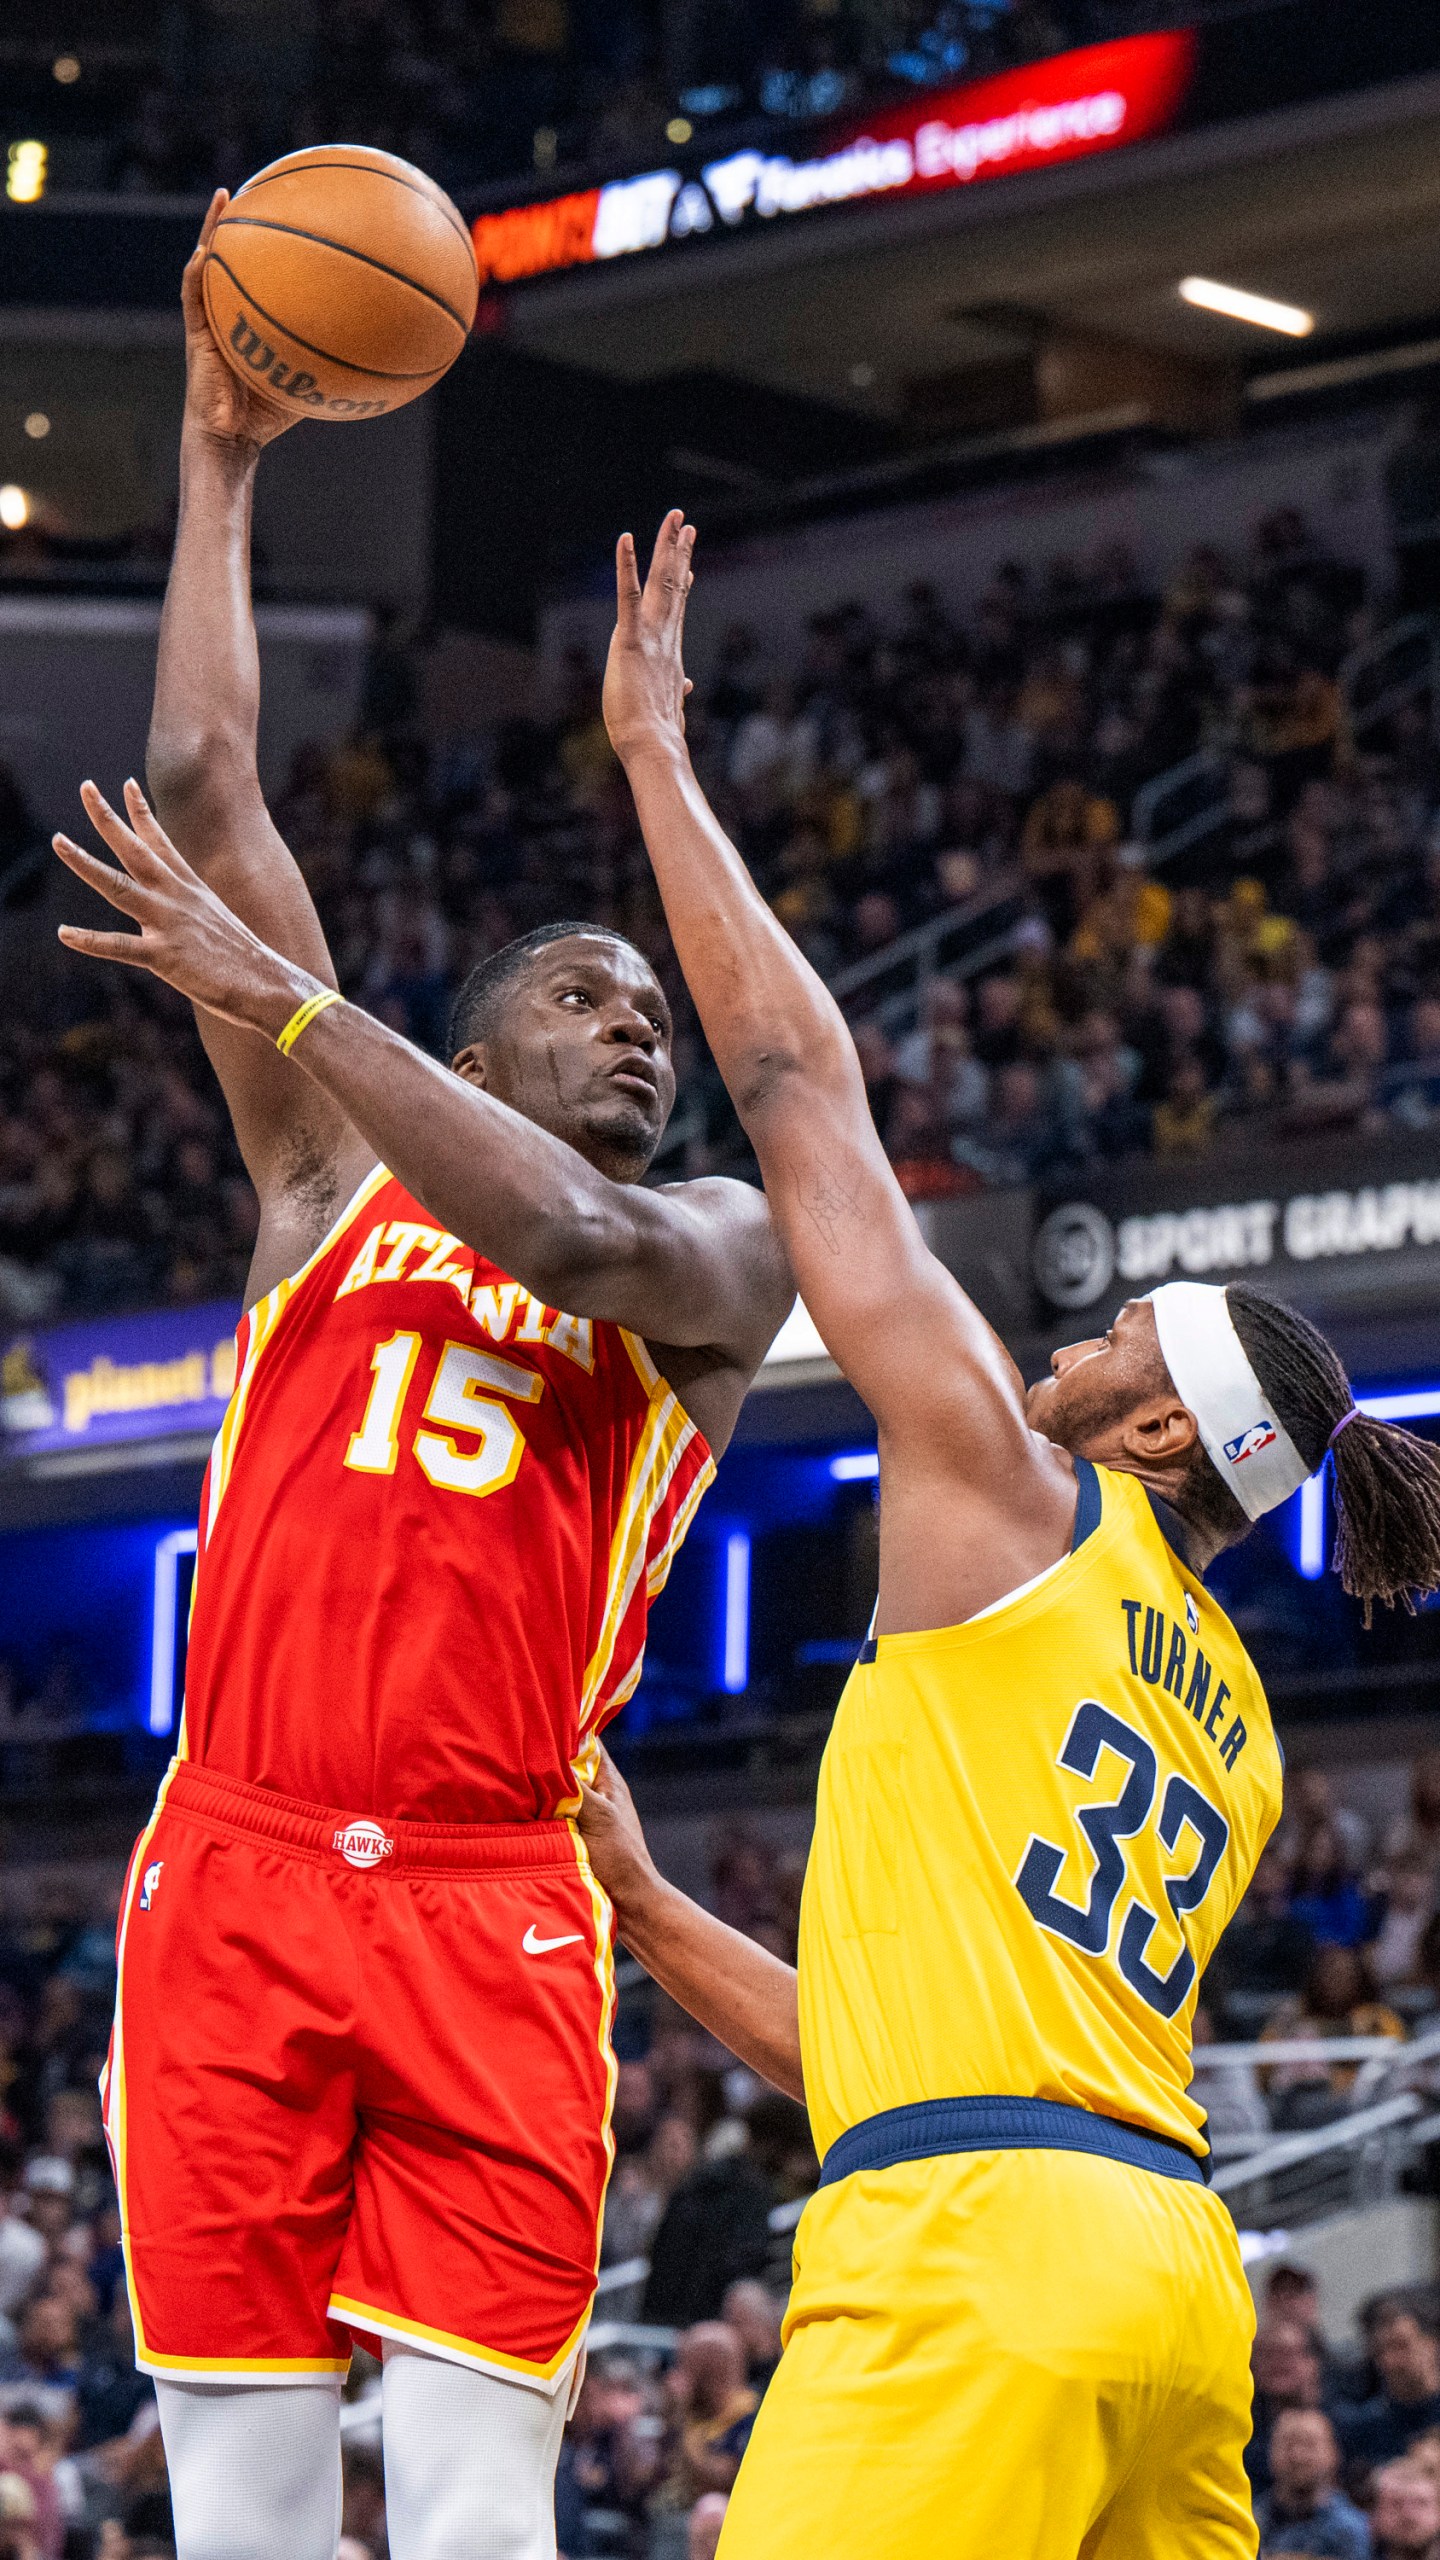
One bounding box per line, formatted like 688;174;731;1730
0;1302;241;1463
470;31;1197;287
1031;1132;1440;1326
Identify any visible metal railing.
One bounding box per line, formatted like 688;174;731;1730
827;882;1026;1036
1131;612;1440;871
1196;2022;1440;2226
1132;748;1231;869
834;609;1440;1039
1341;612;1440;744
647;882;1024;1170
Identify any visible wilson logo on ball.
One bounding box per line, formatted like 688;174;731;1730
206;144;479;424
225;319;386;415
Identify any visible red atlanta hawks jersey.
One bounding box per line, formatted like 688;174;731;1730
181;1167;716;1824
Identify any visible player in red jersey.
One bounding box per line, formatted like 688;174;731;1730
53;201;791;2560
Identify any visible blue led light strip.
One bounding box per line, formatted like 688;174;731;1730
149;1527;198;1736
723;1532;751;1693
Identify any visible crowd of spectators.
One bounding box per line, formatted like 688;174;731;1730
1248;2269;1440;2557
1190;1759;1440;2556
4;491;1425;1322
70;0;1185;205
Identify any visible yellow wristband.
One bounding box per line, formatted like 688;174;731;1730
275;988;344;1057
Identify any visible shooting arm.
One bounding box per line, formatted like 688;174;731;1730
146;197;364;1231
578;1753;803;2104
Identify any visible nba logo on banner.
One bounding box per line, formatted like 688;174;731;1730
140;1861;163;1911
333;1820;394;1869
1223;1422;1277;1467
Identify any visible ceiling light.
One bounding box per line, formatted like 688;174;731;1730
1178;275;1313;337
23;413;50;440
666;116;693;145
0;487;31;531
849;361;876;388
6;141;48;204
52;55;81;84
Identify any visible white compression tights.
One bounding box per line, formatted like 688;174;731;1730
157;2343;572;2560
156;2377;343;2560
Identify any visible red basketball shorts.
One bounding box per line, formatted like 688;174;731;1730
102;1760;616;2391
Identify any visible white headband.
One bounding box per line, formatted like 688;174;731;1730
1149;1282;1310;1522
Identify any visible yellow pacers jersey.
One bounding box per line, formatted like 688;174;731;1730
799;1460;1283;2162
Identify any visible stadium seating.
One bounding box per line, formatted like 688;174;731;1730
4;488;1434;1322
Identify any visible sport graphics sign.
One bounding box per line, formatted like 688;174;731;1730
470;32;1196;287
1031;1133;1440;1323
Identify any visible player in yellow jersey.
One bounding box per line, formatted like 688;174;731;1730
577;516;1440;2560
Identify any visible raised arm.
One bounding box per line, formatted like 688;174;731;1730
578;1751;803;2104
49;784;790;1387
603;519;1078;1618
147;194;369;1269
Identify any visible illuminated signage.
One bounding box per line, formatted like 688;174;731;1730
471;32;1196;288
0;1303;240;1459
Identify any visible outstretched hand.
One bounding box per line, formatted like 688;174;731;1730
602;509;696;768
54;779;306;1031
182;190;297;453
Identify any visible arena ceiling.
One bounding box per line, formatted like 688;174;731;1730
499;68;1440;431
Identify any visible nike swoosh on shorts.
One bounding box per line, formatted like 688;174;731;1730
522;1925;584;1955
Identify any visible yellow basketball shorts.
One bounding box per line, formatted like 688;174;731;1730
717;2147;1257;2560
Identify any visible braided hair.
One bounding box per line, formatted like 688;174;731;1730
1188;1282;1440;1621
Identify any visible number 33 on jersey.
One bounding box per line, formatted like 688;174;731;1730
180;1170;715;1828
798;1461;1283;2165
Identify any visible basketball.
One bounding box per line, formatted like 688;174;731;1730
202;145;479;422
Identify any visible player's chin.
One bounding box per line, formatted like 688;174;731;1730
583;1091;668;1165
1024;1373;1056;1427
1025;1374;1072;1447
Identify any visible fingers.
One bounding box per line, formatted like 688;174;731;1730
56;925;146;966
642;510;686;614
78;780;158;878
594;1744;635;1811
615;531;643;620
50;834;142;915
182;191;226;314
120;775;193;877
671;520;696;640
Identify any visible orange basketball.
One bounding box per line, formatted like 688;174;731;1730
203;145;479;423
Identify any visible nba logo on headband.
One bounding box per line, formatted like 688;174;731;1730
1150;1285;1311;1523
1223;1422;1278;1468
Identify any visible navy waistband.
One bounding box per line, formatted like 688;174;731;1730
818;2095;1207;2189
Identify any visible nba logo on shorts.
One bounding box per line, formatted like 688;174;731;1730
139;1861;163;1911
332;1820;394;1869
1223;1421;1277;1467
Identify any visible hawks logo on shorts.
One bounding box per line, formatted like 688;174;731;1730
333;1821;393;1868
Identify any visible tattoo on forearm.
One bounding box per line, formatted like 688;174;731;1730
797;1155;859;1254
